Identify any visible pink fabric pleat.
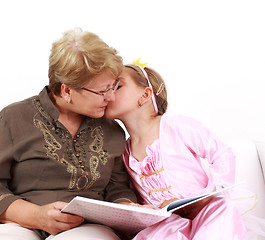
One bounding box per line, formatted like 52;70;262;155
133;197;246;240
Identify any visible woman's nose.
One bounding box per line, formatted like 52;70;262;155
104;89;115;102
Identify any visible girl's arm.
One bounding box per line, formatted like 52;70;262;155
178;115;236;188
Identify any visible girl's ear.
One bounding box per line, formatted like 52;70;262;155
61;84;71;103
140;87;153;105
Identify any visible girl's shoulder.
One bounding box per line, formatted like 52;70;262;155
160;113;208;136
161;112;200;127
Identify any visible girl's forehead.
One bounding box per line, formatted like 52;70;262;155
120;67;133;77
118;71;131;83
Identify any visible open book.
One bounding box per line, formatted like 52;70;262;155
61;185;236;234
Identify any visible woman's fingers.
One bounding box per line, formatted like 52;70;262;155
37;201;84;235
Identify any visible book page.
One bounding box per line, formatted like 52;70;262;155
62;184;238;234
164;184;238;214
61;196;170;234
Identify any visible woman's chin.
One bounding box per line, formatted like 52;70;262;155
87;109;105;119
105;109;115;120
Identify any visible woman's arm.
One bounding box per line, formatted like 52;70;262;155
105;156;137;203
0;199;84;235
0;104;84;235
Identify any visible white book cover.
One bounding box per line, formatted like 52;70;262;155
61;185;236;234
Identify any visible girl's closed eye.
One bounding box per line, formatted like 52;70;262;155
116;84;122;90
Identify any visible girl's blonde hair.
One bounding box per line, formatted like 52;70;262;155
125;64;168;115
48;28;123;96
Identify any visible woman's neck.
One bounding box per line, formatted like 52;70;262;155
49;93;84;137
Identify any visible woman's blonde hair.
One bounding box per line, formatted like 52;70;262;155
48;28;123;96
125;64;168;115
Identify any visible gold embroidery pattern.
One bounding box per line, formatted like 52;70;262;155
0;193;12;202
66;161;77;189
33;99;49;119
90;126;104;153
82;126;109;190
33;118;61;154
89;126;109;165
140;168;164;179
33;118;78;189
148;186;172;196
33;98;109;191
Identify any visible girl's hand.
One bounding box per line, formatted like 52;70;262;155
119;202;159;209
159;198;179;209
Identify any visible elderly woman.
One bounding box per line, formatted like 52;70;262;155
0;28;136;240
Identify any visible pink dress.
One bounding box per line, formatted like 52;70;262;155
123;113;246;240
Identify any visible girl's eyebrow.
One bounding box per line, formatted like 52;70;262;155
117;76;125;82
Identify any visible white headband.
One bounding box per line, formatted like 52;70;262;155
135;64;158;115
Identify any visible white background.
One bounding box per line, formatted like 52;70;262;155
0;0;264;142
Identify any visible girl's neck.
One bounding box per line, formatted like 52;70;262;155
122;112;162;159
125;113;161;161
125;113;159;138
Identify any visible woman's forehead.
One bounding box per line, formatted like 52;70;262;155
86;72;116;87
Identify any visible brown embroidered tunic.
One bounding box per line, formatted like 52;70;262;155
0;87;137;215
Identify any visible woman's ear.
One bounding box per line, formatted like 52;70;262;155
140;87;153;105
61;84;71;103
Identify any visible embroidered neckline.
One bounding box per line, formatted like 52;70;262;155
32;97;109;191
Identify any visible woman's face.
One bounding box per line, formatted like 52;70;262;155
70;71;117;118
105;67;143;120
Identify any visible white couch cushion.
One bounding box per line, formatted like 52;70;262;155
255;141;265;181
229;140;265;217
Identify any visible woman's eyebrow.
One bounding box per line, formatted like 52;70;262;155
101;80;117;90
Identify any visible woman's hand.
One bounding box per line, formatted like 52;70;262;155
36;201;84;235
0;199;84;236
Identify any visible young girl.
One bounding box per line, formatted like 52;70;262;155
105;61;259;239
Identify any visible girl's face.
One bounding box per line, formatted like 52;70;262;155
105;67;143;120
70;71;117;118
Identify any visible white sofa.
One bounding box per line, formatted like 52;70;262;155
229;140;265;218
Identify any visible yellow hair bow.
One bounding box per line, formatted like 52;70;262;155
133;58;147;68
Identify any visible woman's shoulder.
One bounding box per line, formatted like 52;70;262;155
0;96;36;120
